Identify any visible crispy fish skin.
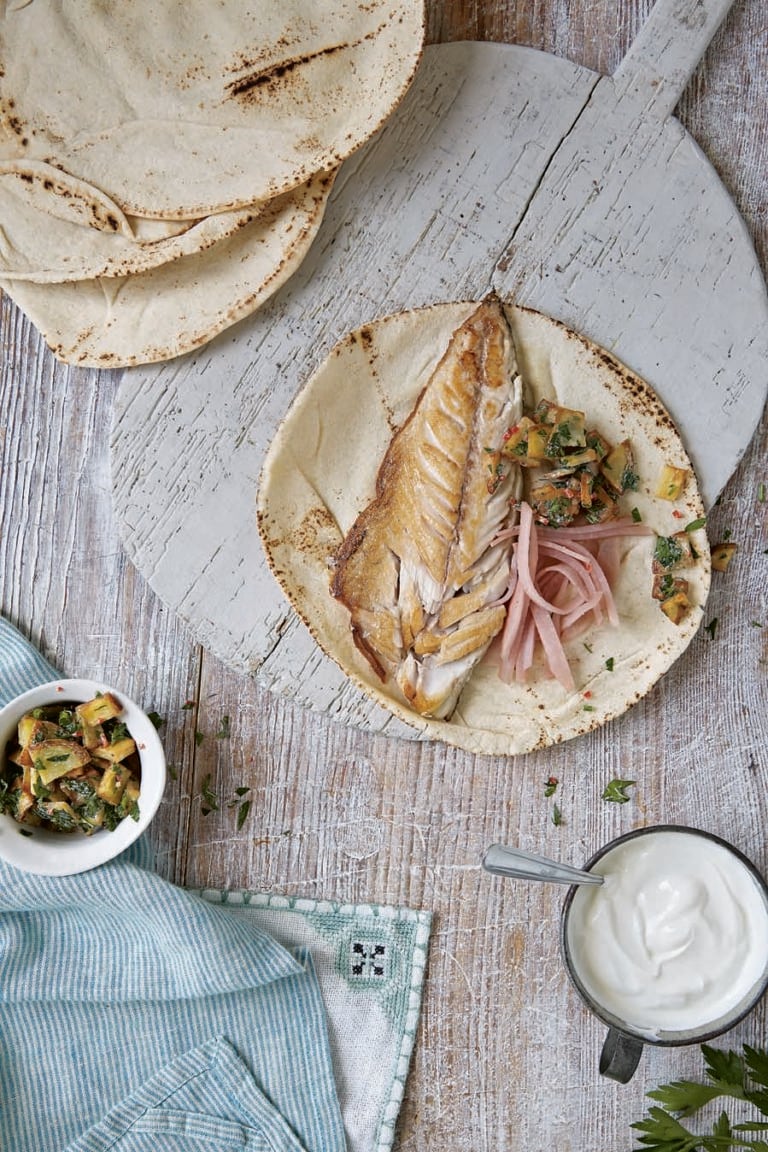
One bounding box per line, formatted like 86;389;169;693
331;296;523;719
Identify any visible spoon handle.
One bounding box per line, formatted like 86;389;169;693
482;843;604;886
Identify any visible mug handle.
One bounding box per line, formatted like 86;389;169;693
599;1027;644;1082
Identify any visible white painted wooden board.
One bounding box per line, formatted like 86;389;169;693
111;0;768;741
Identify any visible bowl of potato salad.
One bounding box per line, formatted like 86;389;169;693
0;679;166;875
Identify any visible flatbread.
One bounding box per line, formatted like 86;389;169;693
1;171;335;367
257;301;711;756
0;0;425;219
0;162;260;283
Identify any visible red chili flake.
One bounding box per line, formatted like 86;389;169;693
672;510;684;519
56;686;64;693
583;690;593;699
502;426;518;442
139;742;146;750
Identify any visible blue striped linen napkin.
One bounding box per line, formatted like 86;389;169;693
0;619;431;1152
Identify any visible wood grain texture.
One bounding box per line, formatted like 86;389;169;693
1;3;767;1150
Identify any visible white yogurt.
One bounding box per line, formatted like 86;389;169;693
566;830;768;1037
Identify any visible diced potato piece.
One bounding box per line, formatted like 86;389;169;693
96;737;137;765
586;430;611;461
563;447;599;468
670;531;695;565
96;763;132;806
36;799;79;832
32;739;91;786
118;778;141;820
652;532;695;573
660;590;690;624
711;541;738;572
502;415;537;454
601;439;636;494
656;463;690;501
22;718;65;749
502;419;551;466
15;790;38;822
580;471;593;507
76;692;122;727
520;424;551;463
535;400;584;430
80;721;102;750
545;410;587;453
8;746;30;768
17;713;42;748
652;574;689;602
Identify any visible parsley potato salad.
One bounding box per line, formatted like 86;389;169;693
258;297;710;755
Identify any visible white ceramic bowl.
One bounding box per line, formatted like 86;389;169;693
0;678;166;875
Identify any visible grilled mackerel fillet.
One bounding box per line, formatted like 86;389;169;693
330;296;523;719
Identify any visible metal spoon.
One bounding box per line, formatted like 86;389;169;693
482;843;604;886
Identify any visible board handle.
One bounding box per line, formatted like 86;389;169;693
613;0;735;119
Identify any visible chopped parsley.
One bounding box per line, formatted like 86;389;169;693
654;535;685;569
685;517;706;532
602;779;636;804
605;657;615;672
199;773;219;815
544;776;558;797
705;618;718;640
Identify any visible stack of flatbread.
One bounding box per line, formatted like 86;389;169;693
0;0;424;367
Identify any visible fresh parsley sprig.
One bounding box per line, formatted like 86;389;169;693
633;1044;768;1151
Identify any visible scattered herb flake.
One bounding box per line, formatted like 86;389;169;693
605;657;615;672
544;775;558;797
236;800;251;831
705;618;719;640
685;517;706;532
583;704;596;712
147;711;164;729
194;730;204;746
19;827;33;837
215;715;231;739
722;528;732;541
182;700;195;710
583;642;593;653
751;621;764;628
759;482;766;503
602;779;636;804
167;763;179;781
234;785;251;797
631;507;642;523
654;535;685;570
199;773;219;813
552;803;563;826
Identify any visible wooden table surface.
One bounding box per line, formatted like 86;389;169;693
1;3;767;1149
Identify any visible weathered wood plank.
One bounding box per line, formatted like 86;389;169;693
0;4;766;1151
